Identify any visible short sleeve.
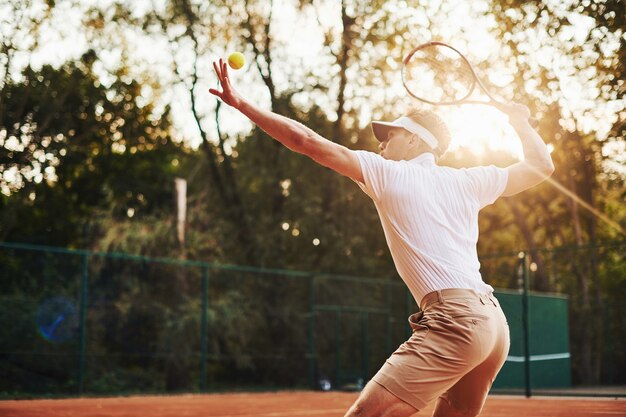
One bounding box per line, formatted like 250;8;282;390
465;165;509;209
353;150;392;201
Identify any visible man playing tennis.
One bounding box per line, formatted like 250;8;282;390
209;58;554;417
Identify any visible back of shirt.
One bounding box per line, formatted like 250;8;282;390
354;151;508;305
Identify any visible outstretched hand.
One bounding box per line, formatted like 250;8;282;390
209;58;243;109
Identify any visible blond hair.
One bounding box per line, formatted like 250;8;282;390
406;109;451;157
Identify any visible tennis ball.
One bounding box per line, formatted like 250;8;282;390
227;52;245;70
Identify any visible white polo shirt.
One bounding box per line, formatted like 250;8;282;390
354;151;508;305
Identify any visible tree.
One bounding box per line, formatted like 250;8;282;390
0;51;185;248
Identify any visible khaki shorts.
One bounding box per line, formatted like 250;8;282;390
371;288;510;414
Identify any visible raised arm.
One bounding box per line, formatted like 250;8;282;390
208;59;363;182
496;103;555;197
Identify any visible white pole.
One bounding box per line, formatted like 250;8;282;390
175;178;187;251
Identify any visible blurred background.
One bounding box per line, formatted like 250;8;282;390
0;0;624;398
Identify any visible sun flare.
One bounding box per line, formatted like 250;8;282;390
443;106;524;161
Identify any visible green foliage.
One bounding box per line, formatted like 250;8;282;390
0;52;186;248
0;250;82;395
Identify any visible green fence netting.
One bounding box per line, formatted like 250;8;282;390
1;241;624;398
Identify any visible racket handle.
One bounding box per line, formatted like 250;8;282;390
511;116;539;129
485;101;539;128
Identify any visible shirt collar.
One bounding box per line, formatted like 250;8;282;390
408;153;436;166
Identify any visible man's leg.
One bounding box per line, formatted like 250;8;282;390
432;298;510;417
343;306;482;417
431;358;499;417
344;379;418;417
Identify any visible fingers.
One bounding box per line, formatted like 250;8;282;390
221;59;229;80
208;88;222;99
212;59;229;80
213;60;221;79
210;58;236;105
212;58;233;92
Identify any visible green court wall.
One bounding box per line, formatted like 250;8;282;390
493;290;571;389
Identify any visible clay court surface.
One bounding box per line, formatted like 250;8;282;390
1;391;625;417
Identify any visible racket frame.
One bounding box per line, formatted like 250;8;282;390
401;41;500;106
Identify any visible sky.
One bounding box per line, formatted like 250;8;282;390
3;0;624;175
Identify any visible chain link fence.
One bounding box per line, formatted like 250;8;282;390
1;241;624;398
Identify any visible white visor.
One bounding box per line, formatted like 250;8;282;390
371;117;439;150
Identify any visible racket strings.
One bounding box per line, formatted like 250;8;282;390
403;45;476;103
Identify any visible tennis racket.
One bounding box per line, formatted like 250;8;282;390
401;41;538;126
